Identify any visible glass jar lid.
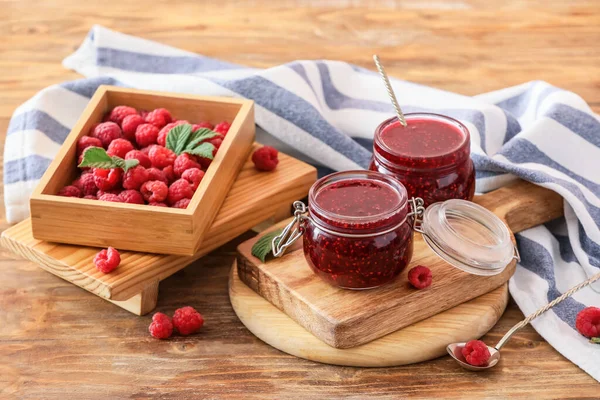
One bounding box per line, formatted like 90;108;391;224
419;199;516;276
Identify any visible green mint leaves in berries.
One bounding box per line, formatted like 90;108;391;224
78;146;139;172
576;306;600;343
165;124;221;159
251;229;283;263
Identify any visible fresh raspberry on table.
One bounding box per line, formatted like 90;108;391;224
75;173;97;196
77;136;103;156
121;114;145;141
125;150;152;169
135;124;160;148
149;202;168;207
120;189;145;204
172;198;191;209
173;153;202;177
408;265;432;289
162;165;177;185
140;180;169;203
106;138;135;159
181;168;204;191
172;306;204;335
252;146;279;171
192;121;214;131
122;166;149;191
93;247;121;273
576;306;600;339
93;168;122;191
98;193;123;203
461;340;491;366
92;122;123;148
213;121;231;135
144;108;172;128
167;179;194;205
149;312;173;339
146;167;168;184
107;106;138;125
148;145;177;169
83;195;97;200
58;185;81;198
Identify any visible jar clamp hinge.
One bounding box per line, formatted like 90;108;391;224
408;197;426;233
272;201;307;258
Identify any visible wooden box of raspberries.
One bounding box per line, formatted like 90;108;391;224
29;85;255;255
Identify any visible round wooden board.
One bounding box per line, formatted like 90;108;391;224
229;261;509;367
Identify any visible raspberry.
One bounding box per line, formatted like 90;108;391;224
408;265;432;289
576;306;600;339
167;179;193;205
181;168;204;191
92;122;123;148
140;145;155;155
206;137;223;150
122;166;149;190
93;168;122;191
93;247;121;273
172;198;191;209
97;189;121;197
162;165;177;185
148;145;177;169
213;121;231;135
149;312;173;339
175;120;190;125
173;153;201;177
192;121;214;131
76;173;98;196
77;136;103;156
121;114;145;141
125;150;151;169
172;306;204;335
58;185;81;197
120;189;145;204
98;193;122;202
252;146;279;171
107;106;138;125
147;167;168;184
106;138;135;159
144;108;172;128
461;340;491;366
149;202;168;207
139;110;149;119
83;195;97;200
135;124;160;148
141;180;169;203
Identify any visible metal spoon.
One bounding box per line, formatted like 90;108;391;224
373;54;407;127
447;271;600;371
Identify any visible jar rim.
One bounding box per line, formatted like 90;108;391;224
308;170;408;228
374;113;471;167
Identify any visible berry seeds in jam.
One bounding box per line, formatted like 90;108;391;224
303;171;414;289
370;113;475;207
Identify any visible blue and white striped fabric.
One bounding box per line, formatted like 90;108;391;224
5;26;599;380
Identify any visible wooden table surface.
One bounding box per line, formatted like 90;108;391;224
1;0;598;398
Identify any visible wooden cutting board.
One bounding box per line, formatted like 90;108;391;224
237;180;563;349
230;261;509;367
1;146;317;315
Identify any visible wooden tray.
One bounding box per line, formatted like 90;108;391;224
230;261;509;367
1;147;316;315
237;181;563;349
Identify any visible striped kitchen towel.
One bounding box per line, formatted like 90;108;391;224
5;25;599;380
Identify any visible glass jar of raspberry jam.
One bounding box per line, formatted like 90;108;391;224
370;113;476;207
272;171;519;290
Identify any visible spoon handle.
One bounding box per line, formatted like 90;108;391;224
372;55;408;127
495;271;600;350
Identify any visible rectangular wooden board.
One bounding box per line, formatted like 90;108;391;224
237;181;564;349
2;147;317;306
30;85;255;255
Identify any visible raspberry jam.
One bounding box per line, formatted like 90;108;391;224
369;113;475;207
303;171;414;289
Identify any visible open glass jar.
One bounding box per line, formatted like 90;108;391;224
369;113;476;207
273;171;518;290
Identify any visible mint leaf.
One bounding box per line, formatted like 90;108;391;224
184;142;215;160
591;338;600;344
251;229;283;263
166;124;193;155
186;128;222;150
78;146;139;172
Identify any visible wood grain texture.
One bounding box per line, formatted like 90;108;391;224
237;180;563;348
2;148;316;308
1;0;599;397
29;86;256;255
231;261;509;366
